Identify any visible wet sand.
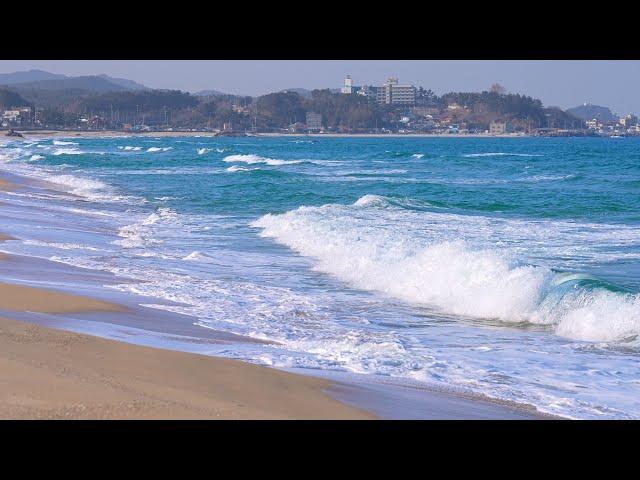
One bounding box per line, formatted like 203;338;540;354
0;281;123;314
0;179;16;191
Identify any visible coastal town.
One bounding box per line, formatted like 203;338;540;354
1;73;639;137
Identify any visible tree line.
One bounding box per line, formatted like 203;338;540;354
1;86;583;131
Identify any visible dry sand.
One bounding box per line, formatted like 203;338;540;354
0;316;373;419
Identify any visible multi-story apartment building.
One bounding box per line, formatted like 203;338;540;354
341;75;416;105
375;77;416;105
489;120;511;135
306;112;322;131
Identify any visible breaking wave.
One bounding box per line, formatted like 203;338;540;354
147;147;173;152
223;154;304;166
46;174;109;198
463;152;543;158
253;195;640;344
226;165;257;172
114;207;178;248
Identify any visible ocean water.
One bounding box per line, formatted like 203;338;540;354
1;135;640;419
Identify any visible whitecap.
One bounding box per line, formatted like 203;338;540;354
252;197;640;344
223;153;304;166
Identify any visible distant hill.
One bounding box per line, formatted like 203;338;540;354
8;76;132;93
280;88;312;98
0;70;148;94
0;88;32;108
97;74;148;91
0;69;67;85
194;89;231;97
567;103;617;122
0;71;150;109
11;87;95;109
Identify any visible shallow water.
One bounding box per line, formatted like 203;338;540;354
1;135;640;419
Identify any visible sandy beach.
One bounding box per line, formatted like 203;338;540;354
0;248;372;419
0;175;373;419
0;316;373;419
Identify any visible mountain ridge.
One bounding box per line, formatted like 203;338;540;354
0;70;148;93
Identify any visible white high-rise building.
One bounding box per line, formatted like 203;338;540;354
375;77;416;105
341;75;354;94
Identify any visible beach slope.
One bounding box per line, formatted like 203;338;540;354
0;316;373;419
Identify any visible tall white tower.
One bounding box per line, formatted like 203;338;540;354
341;75;354;94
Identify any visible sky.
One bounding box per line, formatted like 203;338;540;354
1;60;639;115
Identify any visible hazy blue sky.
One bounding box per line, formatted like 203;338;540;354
2;60;639;115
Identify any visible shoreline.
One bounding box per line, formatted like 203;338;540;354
6;129;529;139
0;145;549;420
0;316;373;419
0;171;375;419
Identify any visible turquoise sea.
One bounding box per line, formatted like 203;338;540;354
1;135;640;418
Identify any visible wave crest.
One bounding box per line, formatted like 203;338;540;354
223;154;304;166
253;198;640;343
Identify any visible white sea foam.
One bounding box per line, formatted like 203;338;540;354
23;239;103;252
183;251;210;261
119;146;142;151
253;195;640;343
463;152;543;158
114;207;178;248
197;148;211;155
29;154;45;161
52;148;84;156
520;174;576;183
147;146;172;152
52;140;78;146
226;165;256;172
46;174;108;197
353;194;388;207
412;153;424;159
223;154;304;166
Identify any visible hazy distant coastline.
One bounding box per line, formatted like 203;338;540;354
7;129;530;139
